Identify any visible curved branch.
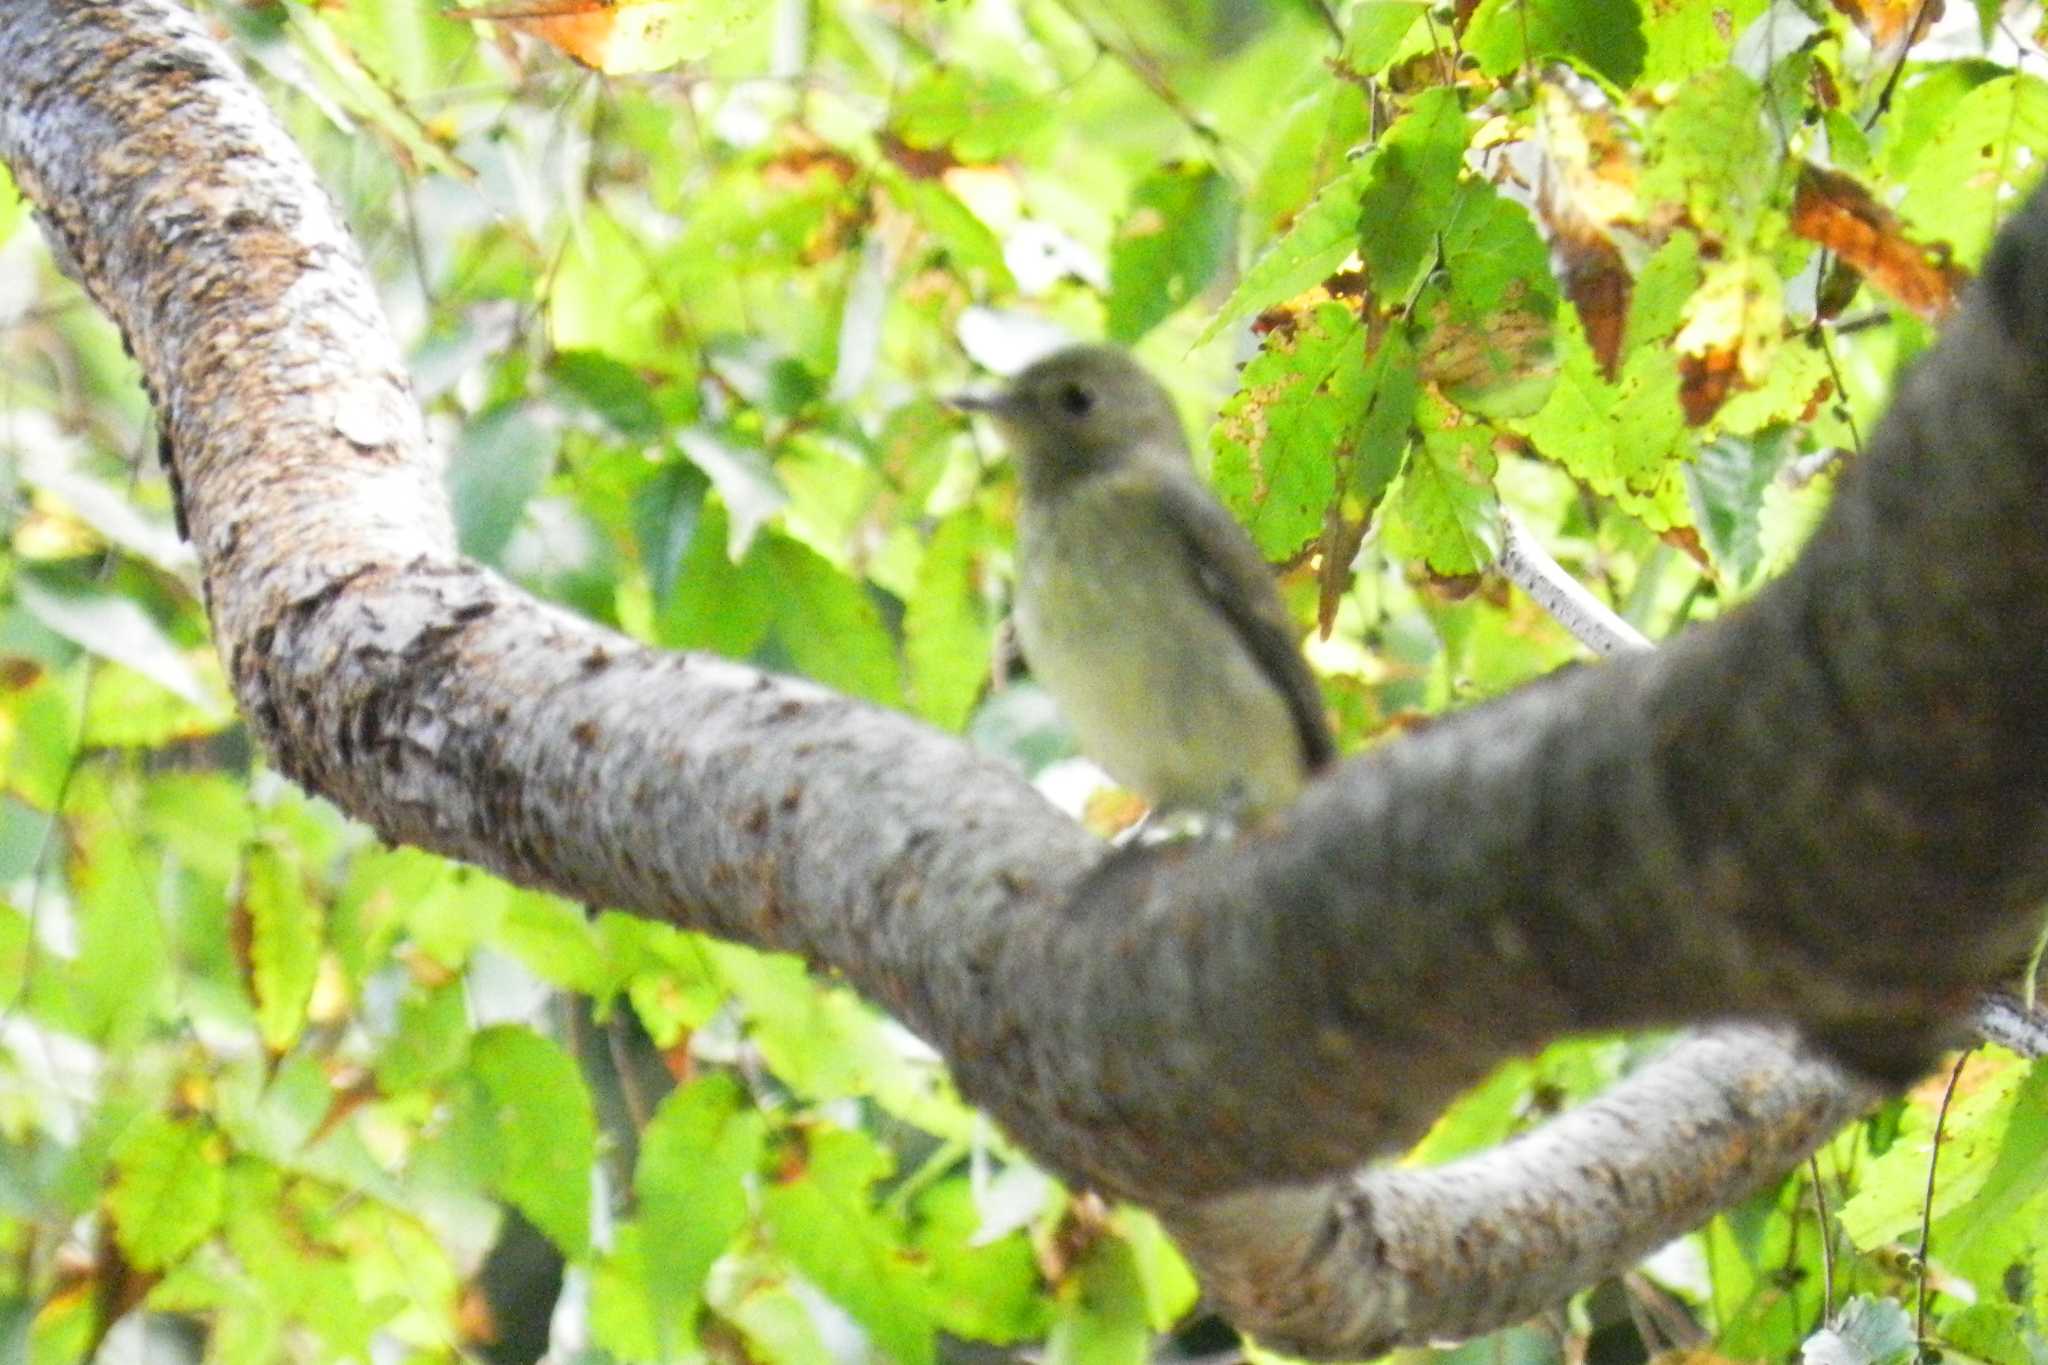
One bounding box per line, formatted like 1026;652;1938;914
5;1;2047;1354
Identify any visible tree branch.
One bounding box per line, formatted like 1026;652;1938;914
5;0;2047;1354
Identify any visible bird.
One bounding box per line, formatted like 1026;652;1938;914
951;345;1334;825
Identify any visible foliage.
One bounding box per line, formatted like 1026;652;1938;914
0;0;2044;1359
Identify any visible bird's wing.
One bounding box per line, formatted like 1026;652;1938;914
1147;471;1337;772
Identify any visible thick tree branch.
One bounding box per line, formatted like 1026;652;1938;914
5;1;2047;1354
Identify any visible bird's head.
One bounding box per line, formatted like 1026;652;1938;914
951;346;1190;495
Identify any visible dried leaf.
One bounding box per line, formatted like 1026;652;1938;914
1791;163;1968;321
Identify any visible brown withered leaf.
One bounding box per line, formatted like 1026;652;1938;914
1417;303;1555;410
1318;506;1371;638
1661;524;1711;571
878;131;957;180
1828;0;1941;51
762;138;860;189
1678;345;1739;427
1791;163;1968;321
1555;227;1631;378
1530;87;1638;375
444;0;728;74
444;0;621;68
1800;376;1837;424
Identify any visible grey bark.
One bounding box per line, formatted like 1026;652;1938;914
4;0;2046;1355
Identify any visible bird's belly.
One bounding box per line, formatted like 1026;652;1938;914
1014;532;1303;815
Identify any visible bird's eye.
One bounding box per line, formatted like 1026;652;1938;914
1056;382;1095;417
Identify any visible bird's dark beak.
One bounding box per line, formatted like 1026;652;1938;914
946;388;1013;417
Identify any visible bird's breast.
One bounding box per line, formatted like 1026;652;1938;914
1013;480;1306;816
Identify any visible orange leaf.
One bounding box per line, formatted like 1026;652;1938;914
1791;163;1969;321
445;0;619;68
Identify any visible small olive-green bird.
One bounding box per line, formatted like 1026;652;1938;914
954;345;1334;822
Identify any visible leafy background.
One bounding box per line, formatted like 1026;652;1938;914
0;0;2043;1360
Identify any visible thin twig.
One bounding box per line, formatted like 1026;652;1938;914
1809;1153;1835;1324
1814;324;1867;458
1864;0;1940;130
1915;1051;1972;1355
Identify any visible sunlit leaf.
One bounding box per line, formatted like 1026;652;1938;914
447;402;558;564
469;1026;597;1259
447;0;753;74
1466;0;1647;86
762;1126;936;1365
1384;396;1501;576
637;1074;767;1343
1357;88;1471;302
16;574;210;708
106;1114;225;1271
1107;164;1235;342
906;511;997;730
1045;1234;1150;1365
240;840;322;1052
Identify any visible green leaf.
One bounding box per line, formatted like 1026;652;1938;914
469;1026;596;1259
1841;1057;2046;1249
679;428;789;559
1418;180;1559;419
764;533;906;707
447;402;557;564
1212;300;1387;556
658;496;780;657
906;511;997;730
70;782;172;1044
1045;1235;1151;1365
589;1222;666;1362
914;1178;1053;1344
401;862;512;969
1688;428;1794;586
1246;85;1373;252
1357;89;1472;301
500;892;605;994
16;574;210;709
1344;2;1430;71
1900;74;2048;266
1352;330;1423;508
1620;230;1702;352
1384;396;1501;575
1640;0;1765;80
1107;164;1236;342
242;840;322;1052
895;68;1054;162
84;662;230;748
590;912;725;1044
1514;307;1688;527
712;942;977;1139
762;1126;936;1365
374;979;471;1093
881;170;1016;291
4;669;84;809
1882;62;1998;182
218;1159;390;1355
106;1114;225;1270
637;1074;768;1344
707;1244;840;1364
550;350;665;441
1639;68;1774;238
0;162;24;247
1466;0;1647;86
1201;155;1373;344
1120;1209;1200;1330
